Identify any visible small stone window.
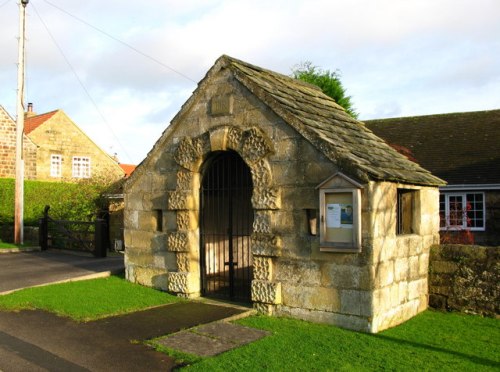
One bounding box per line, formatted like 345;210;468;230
317;173;363;253
155;210;163;232
397;189;417;235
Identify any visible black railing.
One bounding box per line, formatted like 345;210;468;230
39;206;108;257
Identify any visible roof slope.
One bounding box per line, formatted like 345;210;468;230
221;56;443;186
364;110;500;185
25;110;58;134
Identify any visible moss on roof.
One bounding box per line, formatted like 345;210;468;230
221;55;444;186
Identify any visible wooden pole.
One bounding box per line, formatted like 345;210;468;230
14;0;29;245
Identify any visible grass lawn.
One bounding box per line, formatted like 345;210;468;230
0;275;182;321
0;276;497;370
0;240;36;249
179;311;500;371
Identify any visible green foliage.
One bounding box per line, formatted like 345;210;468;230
292;61;358;118
0;177;119;225
183;311;499;371
0;275;182;321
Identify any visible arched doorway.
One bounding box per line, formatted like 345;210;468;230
200;151;253;302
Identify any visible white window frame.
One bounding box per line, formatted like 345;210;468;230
50;154;62;178
440;192;485;231
72;156;91;178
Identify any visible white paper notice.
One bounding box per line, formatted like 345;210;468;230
326;204;341;228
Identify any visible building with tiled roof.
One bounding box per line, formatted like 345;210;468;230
119;163;136;178
22;107;125;181
124;55;444;333
0;104;125;182
365;110;500;245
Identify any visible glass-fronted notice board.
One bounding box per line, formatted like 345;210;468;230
317;173;362;253
325;192;354;243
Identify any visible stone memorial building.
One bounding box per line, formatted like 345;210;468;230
124;55;444;333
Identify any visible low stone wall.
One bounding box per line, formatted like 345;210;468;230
429;244;499;316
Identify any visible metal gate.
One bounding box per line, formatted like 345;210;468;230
200;151;253;302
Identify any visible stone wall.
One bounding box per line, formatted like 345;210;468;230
27;110;124;182
0;107;37;180
429;244;500;316
124;66;440;333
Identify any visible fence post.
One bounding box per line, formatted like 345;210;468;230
94;219;107;258
39;205;50;251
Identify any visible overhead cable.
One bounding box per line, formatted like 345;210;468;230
42;0;197;83
31;1;134;163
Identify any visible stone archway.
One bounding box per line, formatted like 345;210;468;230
166;125;282;313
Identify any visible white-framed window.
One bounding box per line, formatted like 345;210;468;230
72;156;91;178
440;192;485;231
50;154;62;177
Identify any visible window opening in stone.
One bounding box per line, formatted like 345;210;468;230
397;189;416;235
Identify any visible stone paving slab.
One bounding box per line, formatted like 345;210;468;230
156;322;270;357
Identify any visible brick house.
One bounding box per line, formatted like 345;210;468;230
0;105;37;179
365;110;500;245
124;55;444;333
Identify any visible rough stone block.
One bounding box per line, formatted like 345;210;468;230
252;211;273;234
251;280;282;304
282;285;340;312
167;272;189;293
275;260;320;286
252;187;281;210
167;191;196;210
375;261;394;288
253;256;273;281
251;233;282;257
320;263;361;289
167;231;198;252
408;256;419;280
394;257;409;282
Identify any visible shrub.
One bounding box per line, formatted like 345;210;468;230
0;178;120;225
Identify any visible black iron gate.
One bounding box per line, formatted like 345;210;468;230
200;151;253;302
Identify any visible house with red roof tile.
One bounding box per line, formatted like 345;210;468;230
0;104;125;182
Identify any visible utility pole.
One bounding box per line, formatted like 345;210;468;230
14;0;29;245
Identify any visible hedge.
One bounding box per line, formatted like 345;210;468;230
0;178;113;226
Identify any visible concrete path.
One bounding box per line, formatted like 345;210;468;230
0;250;124;294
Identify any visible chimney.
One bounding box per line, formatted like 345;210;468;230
25;102;36;118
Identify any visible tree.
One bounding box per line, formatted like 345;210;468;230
292;62;358;119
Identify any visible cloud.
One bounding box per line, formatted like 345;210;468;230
1;0;499;162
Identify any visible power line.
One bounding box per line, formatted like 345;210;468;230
31;1;134;164
42;0;197;83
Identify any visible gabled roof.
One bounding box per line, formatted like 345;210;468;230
364;110;500;185
25;110;58;134
133;55;444;187
119;164;136;177
221;56;443;186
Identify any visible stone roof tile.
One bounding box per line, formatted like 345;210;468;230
221;56;443;186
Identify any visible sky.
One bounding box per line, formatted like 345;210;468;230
1;0;499;165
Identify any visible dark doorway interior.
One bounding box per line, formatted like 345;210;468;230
200;151;253;302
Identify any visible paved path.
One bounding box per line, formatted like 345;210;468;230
0;250;124;294
0;250;257;370
0;302;246;371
